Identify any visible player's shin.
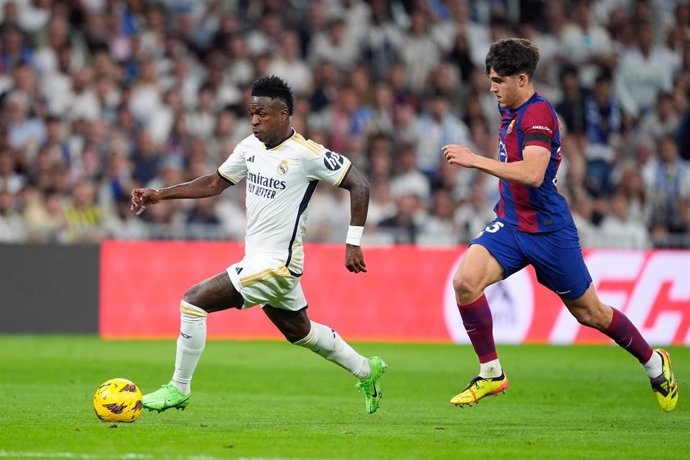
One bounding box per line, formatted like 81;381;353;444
172;300;208;394
294;321;370;379
602;308;655;369
458;294;502;378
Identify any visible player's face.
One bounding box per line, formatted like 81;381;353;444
487;69;525;109
248;96;290;148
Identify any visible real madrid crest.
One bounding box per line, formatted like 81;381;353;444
277;159;288;175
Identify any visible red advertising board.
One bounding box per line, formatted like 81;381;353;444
100;242;690;345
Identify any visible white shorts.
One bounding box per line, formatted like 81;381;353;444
227;255;307;311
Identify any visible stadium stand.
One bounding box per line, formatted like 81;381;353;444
0;0;688;248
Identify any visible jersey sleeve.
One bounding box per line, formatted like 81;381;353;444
302;148;352;187
217;142;248;184
521;103;557;151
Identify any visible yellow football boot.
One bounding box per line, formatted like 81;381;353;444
450;373;508;406
650;349;678;412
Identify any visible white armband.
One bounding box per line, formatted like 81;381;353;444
345;225;364;246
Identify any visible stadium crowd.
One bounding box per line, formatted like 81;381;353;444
0;0;689;248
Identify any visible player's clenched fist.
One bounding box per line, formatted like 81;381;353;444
130;188;162;215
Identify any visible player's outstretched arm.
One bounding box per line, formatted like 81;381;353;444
339;165;370;273
442;144;550;188
130;172;232;216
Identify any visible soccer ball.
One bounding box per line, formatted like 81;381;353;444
93;378;143;423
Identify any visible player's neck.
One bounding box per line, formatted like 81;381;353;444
510;89;536;110
264;127;294;149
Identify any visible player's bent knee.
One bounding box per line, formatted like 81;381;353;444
453;275;482;304
281;321;311;343
572;310;594;327
183;285;205;308
572;308;607;330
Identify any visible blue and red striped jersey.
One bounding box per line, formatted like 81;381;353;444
494;92;574;233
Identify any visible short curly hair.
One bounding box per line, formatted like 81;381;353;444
485;38;540;79
251;75;294;115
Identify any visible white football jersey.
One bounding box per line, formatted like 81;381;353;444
218;129;351;274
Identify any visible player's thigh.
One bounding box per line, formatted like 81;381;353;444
454;243;504;292
523;226;592;301
456;220;527;292
184;271;244;312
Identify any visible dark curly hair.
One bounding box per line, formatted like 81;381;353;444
485;38;540;79
251;75;294;115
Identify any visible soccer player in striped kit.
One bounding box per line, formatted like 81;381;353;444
442;38;677;411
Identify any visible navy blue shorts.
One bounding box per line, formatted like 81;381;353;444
472;219;592;300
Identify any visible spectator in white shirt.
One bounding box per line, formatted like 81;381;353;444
614;21;675;120
600;192;651;249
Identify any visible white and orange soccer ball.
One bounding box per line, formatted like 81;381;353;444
93;378;143;422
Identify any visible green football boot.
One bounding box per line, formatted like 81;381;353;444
356;356;387;414
143;383;190;413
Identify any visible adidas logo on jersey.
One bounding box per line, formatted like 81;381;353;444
247;155;255;163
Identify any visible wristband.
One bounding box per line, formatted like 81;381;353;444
346;225;364;246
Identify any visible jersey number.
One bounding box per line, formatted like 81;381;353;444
484;221;505;233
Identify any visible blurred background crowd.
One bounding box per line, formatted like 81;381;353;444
0;0;689;248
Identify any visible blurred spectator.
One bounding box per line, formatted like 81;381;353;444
308;18;359;71
0;189;24;242
555;65;587;137
599;192;651;249
582;70;622;196
0;24;34;72
378;192;426;244
359;0;402;80
414;89;471;181
637;91;680;145
23;187;67;242
558;0;615;89
311;85;373;154
417;188;461;246
267;30;312;95
62;180;106;243
0;147;24;194
131;130;162;186
447;32;477;85
646;136;690;243
614;21;675;120
103;191;149;240
570;189;600;249
390;142;430;202
367;179;396;226
454;183;495;243
432;0;490;67
614;163;650;226
5;90;46;160
399;8;441;92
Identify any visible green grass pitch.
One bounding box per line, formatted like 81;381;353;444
1;336;687;459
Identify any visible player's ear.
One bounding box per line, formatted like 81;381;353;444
518;73;528;87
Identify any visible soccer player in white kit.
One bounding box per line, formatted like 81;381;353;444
130;76;387;414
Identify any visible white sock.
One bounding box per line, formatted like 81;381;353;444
294;321;370;379
479;358;503;379
171;300;208;395
643;350;662;378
